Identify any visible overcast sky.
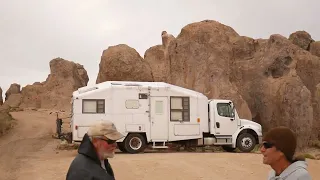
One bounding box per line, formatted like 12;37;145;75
1;0;319;100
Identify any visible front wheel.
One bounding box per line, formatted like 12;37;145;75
123;133;147;154
236;133;256;152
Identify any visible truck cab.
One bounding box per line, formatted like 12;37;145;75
207;99;263;152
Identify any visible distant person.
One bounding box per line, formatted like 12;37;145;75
66;121;124;180
260;126;311;180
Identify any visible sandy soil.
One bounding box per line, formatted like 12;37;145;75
0;110;319;180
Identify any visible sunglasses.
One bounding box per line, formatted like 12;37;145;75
98;138;116;144
262;142;274;149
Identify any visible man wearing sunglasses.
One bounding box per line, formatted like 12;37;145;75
66;121;124;180
260;126;311;180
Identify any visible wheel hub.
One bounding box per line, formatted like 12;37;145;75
129;137;142;150
241;137;252;149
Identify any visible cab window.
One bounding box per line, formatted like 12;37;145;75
217;103;233;117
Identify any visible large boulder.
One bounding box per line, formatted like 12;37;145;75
144;31;176;83
310;41;320;57
19;58;89;111
5;83;21;101
166;20;252;120
96;44;154;83
144;45;169;82
288;31;314;50
231;33;319;150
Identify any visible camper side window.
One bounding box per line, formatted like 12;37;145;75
82;99;105;113
217;103;233;117
170;97;190;122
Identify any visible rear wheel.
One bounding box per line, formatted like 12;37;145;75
236;133;256;152
123;133;147;154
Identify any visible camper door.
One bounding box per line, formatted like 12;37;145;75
150;96;169;141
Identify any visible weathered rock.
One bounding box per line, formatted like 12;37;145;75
0;87;3;106
314;84;320;139
19;58;89;111
76;63;89;86
96;44;154;83
3;94;22;109
231;33;318;150
295;49;320;141
151;20;319;150
144;31;175;83
310;41;320;57
288;31;314;50
144;45;169;82
167;20;252;120
5;83;21;101
0;105;13;136
161;31;175;49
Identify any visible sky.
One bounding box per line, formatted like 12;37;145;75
1;0;319;100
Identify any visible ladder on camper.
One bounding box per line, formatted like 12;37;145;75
152;140;169;149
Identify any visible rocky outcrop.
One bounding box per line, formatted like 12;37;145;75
144;30;175;82
143;20;319;150
5;83;21;101
310;41;320;57
0;105;13;136
168;20;252;120
96;44;154;83
0;87;3;106
76;63;89;86
161;31;175;49
231;34;318;149
19;58;89;111
288;31;314;50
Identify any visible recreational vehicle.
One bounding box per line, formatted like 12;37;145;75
70;81;263;154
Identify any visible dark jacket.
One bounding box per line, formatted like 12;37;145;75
66;133;115;180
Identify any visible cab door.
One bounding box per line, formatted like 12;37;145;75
214;101;237;135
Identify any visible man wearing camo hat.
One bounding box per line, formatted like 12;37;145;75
260;126;311;180
66;120;124;180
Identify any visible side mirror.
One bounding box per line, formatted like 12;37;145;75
229;102;235;118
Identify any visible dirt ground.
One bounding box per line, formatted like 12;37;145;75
0;110;319;180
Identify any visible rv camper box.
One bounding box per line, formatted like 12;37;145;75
70;81;263;154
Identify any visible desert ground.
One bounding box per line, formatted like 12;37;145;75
0;110;319;180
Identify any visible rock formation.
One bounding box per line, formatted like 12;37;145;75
18;58;89;111
0;87;3;106
310;41;320;57
5;83;21;101
96;44;154;83
0;106;13;136
288;31;314;50
142;20;319;150
161;31;175;49
144;30;175;82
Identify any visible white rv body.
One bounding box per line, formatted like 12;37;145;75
70;81;262;153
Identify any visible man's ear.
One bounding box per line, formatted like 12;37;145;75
91;137;100;146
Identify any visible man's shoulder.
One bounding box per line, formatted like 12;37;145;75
68;154;92;170
66;154;95;180
292;168;311;180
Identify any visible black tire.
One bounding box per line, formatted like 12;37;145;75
222;145;236;152
123;133;147;154
117;142;127;153
236;133;256;152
